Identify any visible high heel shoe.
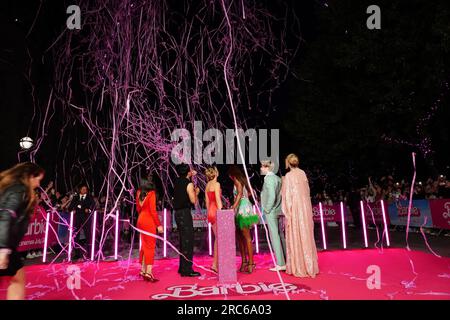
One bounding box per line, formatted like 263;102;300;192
239;261;248;273
246;263;256;274
143;272;159;282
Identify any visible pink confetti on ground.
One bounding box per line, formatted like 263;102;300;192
1;249;449;300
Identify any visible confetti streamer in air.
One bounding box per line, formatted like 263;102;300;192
128;223;215;275
220;0;291;300
419;217;441;258
405;152;417;251
23;0;300;296
365;203;382;250
400;152;443;293
382;80;449;158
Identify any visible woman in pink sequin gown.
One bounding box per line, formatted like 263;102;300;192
281;154;319;278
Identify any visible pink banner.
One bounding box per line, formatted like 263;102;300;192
191;210;208;228
157;210;172;229
364;201;390;225
17;206;59;252
429;199;450;230
312;204;348;222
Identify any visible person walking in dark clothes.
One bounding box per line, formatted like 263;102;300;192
0;163;45;299
173;164;201;277
68;185;95;260
348;186;362;228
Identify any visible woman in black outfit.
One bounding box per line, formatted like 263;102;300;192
0;162;45;300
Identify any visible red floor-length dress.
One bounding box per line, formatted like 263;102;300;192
207;191;218;224
136;190;161;265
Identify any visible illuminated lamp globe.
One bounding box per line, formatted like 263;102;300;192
19;137;34;150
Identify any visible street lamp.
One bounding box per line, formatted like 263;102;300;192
19;137;34;150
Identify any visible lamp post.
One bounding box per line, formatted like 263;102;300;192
19;137;34;150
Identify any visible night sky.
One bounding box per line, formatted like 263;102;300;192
0;0;449;193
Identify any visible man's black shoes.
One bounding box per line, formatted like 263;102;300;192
180;271;201;277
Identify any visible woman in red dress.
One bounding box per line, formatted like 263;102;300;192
204;166;222;273
136;174;163;282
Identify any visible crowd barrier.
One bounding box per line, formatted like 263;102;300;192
18;198;450;262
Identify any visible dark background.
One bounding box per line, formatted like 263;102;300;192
0;0;449;194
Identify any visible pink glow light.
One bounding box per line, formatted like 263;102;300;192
380;200;391;247
163;208;167;257
319;202;327;250
68;211;74;262
253;205;259;254
114;210;119;260
360;201;369;248
91;210;97;260
340;202;347;249
42;211;50;263
208;222;213;256
254;224;259;254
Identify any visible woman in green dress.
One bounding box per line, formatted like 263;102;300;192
228;165;259;273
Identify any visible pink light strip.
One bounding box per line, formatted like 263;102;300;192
380;200;391;247
68;211;74;262
208;222;213;256
163;208;167;257
90;210;97;260
360;201;369;248
42;211;50;263
340;202;347;249
114;210;119;260
319;202;327;250
253;205;259;254
254;224;259;254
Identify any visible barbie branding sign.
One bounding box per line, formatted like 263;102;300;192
429;199;450;229
151;282;301;300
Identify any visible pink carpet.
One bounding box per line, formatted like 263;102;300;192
1;248;449;300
